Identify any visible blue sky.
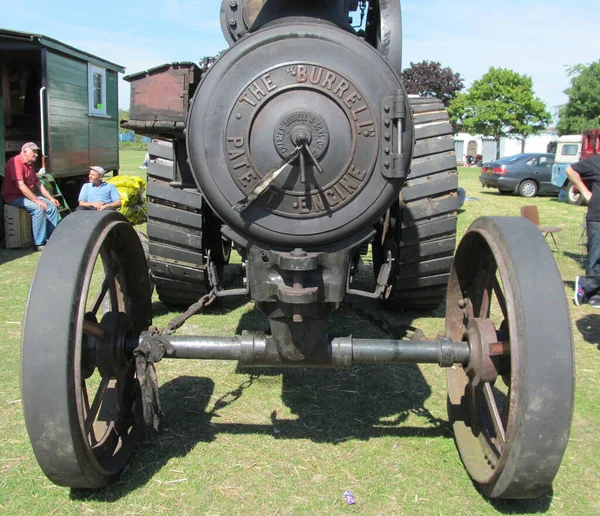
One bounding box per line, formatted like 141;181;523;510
3;0;597;120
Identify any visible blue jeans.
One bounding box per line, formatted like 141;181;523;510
9;196;59;246
580;220;600;296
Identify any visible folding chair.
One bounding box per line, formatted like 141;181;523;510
520;205;562;251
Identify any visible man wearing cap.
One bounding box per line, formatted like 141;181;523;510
77;166;121;211
2;142;60;250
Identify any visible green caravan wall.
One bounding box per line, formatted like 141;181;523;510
89;70;118;171
45;51;89;178
45;51;120;179
46;52;89;177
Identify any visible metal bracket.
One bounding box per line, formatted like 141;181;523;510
381;89;406;180
346;250;393;299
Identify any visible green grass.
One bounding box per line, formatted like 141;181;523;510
0;158;599;514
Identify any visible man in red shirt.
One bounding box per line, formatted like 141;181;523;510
3;142;60;250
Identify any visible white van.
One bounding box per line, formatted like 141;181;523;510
551;135;583;203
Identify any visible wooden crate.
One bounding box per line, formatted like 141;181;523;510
4;204;32;248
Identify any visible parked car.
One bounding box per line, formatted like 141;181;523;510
479;153;558;197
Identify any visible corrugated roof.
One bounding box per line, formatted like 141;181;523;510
0;28;125;73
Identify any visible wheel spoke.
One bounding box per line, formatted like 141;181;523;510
90;277;110;316
477;261;497;318
84;375;110;435
83;319;105;341
492;276;508;321
100;247;119;313
482;383;506;454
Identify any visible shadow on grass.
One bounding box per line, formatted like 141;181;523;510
488;491;552;513
71;363;448;502
575;313;600;349
0;246;35;265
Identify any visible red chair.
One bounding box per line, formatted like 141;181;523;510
520;205;562;251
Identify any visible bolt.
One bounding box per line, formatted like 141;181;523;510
229;0;237;7
385;132;390;140
384;147;390;154
384;161;390;168
384;118;390;126
384;105;390;112
229;18;236;26
293;202;299;209
296;132;309;145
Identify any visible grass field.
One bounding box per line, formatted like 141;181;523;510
0;151;599;515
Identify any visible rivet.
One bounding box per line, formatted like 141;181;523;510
363;130;370;136
384;147;390;154
384;118;390;126
236;113;242;120
385;132;390;140
229;0;237;7
229;18;236;26
384;105;390;112
293;202;299;208
384;161;390;168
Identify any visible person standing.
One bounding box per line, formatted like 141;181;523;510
2;142;60;251
566;154;600;306
77;166;121;211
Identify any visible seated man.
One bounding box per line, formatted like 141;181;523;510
78;166;121;211
3;142;60;251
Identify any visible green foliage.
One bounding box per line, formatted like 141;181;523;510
119;141;148;151
448;67;551;156
557;61;600;135
118;109;130;134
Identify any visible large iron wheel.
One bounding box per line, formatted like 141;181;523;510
446;216;573;499
22;211;152;488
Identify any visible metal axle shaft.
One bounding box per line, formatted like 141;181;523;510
140;333;470;369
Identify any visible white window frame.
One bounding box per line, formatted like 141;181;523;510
88;64;107;117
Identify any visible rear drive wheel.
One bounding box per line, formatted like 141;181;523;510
374;97;458;310
146;139;228;307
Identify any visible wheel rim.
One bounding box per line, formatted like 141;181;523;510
22;211;152;488
520;181;536;197
568;185;581;203
446;216;573;499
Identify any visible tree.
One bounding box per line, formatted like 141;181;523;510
448;67;551;158
401;60;463;106
557;61;600;135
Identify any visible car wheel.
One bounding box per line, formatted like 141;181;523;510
518;180;538;198
567;182;586;206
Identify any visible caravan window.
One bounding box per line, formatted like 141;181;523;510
88;65;107;116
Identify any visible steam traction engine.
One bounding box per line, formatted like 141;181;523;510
21;0;573;499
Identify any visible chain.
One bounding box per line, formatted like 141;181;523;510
150;258;246;336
